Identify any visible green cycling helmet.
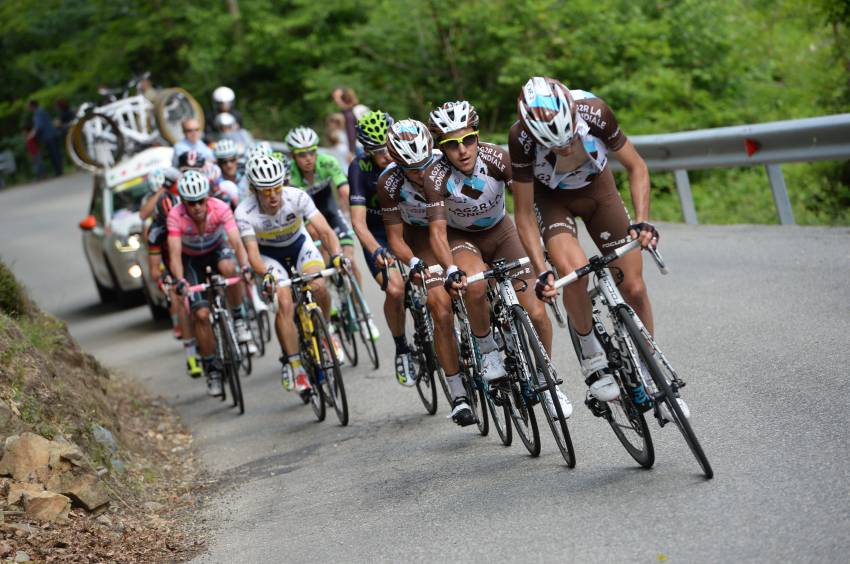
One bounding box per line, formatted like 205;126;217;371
356;110;394;152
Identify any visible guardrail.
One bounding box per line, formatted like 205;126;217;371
609;114;850;225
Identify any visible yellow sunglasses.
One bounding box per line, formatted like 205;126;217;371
439;130;479;149
256;184;283;197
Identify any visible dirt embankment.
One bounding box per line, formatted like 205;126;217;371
0;260;207;562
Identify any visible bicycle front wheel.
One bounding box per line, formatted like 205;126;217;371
485;381;512;447
313;310;348;426
221;316;245;415
335;290;358;367
513;305;574;467
617;307;712;479
349;276;379;369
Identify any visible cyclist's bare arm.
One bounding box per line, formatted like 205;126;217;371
513;179;548;276
167;235;184;280
351;206;382;256
242;237;268;275
385;222;415;265
307;211;342;257
336;182;351;216
225;227;250;269
139;189;164;220
428;219;454;271
613;140;650;223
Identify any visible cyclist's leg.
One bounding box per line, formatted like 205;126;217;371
215;248;244;310
447;234;489;337
583;169;654;334
363;238;405;339
183;254;215;358
295;238;331;316
262;256;298;355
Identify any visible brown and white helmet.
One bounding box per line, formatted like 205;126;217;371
386;119;434;167
517;76;578;149
428;100;480;141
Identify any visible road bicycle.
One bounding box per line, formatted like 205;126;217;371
279;267;349;426
330;258;380;370
451;285;490;437
468;258;576;466
187;271;245;415
554;238;713;478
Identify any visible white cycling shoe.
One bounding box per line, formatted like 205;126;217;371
658;398;690;423
362;318;381;341
588;373;620;402
206;373;223;397
543;387;573;420
481;350;507;382
234;319;258;354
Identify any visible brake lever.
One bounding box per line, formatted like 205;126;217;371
647;245;668;275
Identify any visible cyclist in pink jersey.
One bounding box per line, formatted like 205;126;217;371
167;170;251;397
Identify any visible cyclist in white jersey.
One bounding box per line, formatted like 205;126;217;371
235;154;345;397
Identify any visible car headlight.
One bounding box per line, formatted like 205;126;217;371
114;234;142;252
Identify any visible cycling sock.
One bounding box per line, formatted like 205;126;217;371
393;335;409;355
288;354;302;369
183;338;197;358
231;306;245;320
475;331;497;354
446;372;465;400
577;329;604;358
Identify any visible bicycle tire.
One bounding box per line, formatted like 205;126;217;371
485;381;512;446
260;310;272;343
513;305;575;467
567;320;653;468
154;87;205;145
349;275;379;369
303;331;326;421
508;377;540;456
335;291;358;367
410;309;438;415
71;112;125;171
212;320;228;403
65;122;98;173
240;342;252;375
456;319;489;436
245;294;265;357
221;315;245;415
312;309;348;425
618;307;713;479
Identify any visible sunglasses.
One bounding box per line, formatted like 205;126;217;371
292;147;317;156
183;127;201;133
256;184;283;197
368;147;389;157
439;130;479;150
218;158;237;165
184;198;207;207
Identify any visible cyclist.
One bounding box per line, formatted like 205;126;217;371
177;150;238;210
167;170;252;397
214;138;249;200
172;118;214;168
284;127;366;292
424;100;571;419
510;76;669;413
348;110;416;385
235;154;345;397
378;119;474;426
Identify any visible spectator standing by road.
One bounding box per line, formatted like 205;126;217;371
331;87;369;163
324;113;349;169
27;100;63;177
172;118;214;168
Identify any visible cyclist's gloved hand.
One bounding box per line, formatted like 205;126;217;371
240;264;254;283
175;278;189;297
372;247;392;269
534;270;556;303
443;265;465;294
628;222;659;249
329;253;349;270
262;268;277;297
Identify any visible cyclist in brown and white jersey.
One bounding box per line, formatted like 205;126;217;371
377;119;475;427
510;76;660;410
424;100;572;419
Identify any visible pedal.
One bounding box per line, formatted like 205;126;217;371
584;395;608;418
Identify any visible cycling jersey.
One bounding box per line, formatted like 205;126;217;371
423;142;509;231
289;152;354;244
348;155;386;239
167;197;236;256
146;191;179;256
376;163;430;228
234;187;318;249
509;90;626;191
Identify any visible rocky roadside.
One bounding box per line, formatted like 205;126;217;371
1;261;210;562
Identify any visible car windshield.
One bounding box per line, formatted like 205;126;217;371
109;177;149;214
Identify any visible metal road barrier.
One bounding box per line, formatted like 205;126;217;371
609;114;850;225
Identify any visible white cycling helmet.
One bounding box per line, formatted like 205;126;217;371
177;169;210;202
386;119;433;167
285;126;320;151
212;86;235;105
214;112;237;130
214;138;239;160
517;76;578;149
247;154;287;189
428;101;480;139
247;141;272;161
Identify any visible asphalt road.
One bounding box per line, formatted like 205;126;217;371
2;172;849;563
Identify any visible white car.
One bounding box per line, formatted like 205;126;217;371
79;147;173;307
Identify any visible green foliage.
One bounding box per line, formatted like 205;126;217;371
1;0;848;223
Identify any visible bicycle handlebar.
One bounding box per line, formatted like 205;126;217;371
277;267;338;289
466;257;530;285
553;239;667;290
187;276;242;295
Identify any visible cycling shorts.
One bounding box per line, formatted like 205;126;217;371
403;224;445;290
534;166;632;252
259;235;324;283
181;245;235;311
446;215;533;281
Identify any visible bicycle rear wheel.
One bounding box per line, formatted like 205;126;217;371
313;310;348;426
349;276;379;369
513;305;574;467
221;317;245;415
568;321;653;468
335;293;358;367
618;307;713;479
